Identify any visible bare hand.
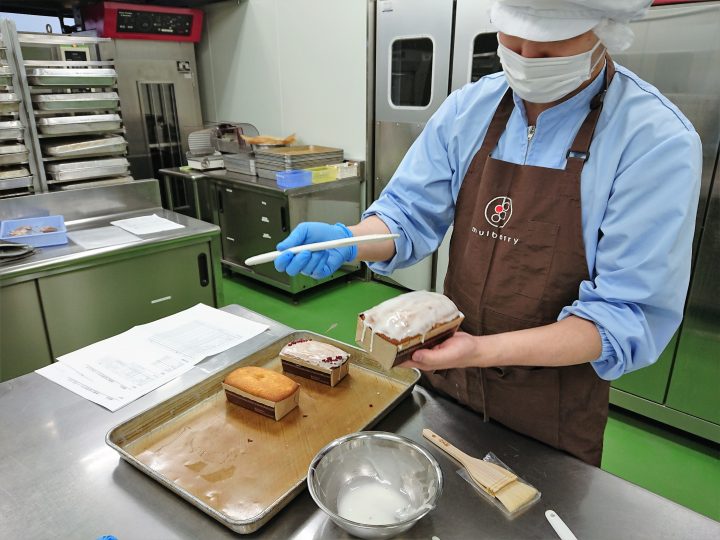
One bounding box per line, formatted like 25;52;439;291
399;332;481;371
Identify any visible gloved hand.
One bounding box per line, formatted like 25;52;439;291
274;222;356;279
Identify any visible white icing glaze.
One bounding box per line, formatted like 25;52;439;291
281;339;349;369
361;291;461;342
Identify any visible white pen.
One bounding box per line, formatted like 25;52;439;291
244;233;399;266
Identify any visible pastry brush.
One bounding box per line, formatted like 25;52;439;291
423;428;538;513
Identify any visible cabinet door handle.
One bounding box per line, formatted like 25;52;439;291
280;206;288;232
197;253;210;287
217;188;224;214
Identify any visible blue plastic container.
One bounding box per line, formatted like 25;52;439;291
0;215;68;247
276;169;312;189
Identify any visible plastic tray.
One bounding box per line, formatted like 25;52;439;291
37;114;122;135
43;136;127;158
27;68;117;87
32;91;120;111
0;215;67;247
276;169;311;188
306;165;337;183
106;331;419;535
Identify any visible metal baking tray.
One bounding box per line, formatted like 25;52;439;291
46;157;128;172
37;114;122;135
32;91;120;111
0;151;28;166
46;157;129;182
56;176;133;190
0;66;12;86
255;146;343;164
46;165;129;182
26;68;117;87
0;175;32;191
0;93;20;114
0;120;23;141
43;135;127;158
0;166;30;180
0;143;26;155
106;331;420;534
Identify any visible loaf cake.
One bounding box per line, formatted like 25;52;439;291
280;338;350;387
222;366;300;421
356;291;464;370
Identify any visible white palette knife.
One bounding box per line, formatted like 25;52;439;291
244;233;399;266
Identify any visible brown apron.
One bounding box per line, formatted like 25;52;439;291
423;60;616;466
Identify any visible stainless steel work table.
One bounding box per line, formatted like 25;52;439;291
1;305;717;539
0;179;221;286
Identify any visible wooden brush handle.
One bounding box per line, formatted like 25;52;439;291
422;428;472;465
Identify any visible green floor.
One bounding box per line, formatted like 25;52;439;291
222;274;720;521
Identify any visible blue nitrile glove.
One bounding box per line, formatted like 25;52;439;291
274;222;356;279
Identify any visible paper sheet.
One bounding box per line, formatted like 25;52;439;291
68;226;142;250
36;304;269;412
110;214;185;235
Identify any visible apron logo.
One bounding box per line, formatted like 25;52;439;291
485;196;513;228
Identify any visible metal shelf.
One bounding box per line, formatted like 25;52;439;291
34;107;121;115
23;60;116;68
18;33;111;46
37;128;126;139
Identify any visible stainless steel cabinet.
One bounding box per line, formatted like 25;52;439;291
38;242;215;357
99;40;203;180
665;172;720;426
0;281;53;381
609;2;720;442
205;170;363;294
373;0;497;291
217;183;291;287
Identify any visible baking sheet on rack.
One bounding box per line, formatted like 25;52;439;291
107;331;419;534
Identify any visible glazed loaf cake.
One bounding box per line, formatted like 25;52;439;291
280;338;350;387
356;291;464;370
222;366;300;421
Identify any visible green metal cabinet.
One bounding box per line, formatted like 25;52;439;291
612;334;677;404
666;318;720;425
38;242;216;358
0;282;53;382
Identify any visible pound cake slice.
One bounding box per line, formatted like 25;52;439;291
356;290;464;370
280;339;350;387
222;366;300;421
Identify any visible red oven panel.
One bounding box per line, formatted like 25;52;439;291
83;2;203;43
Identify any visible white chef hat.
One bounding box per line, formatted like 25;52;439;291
490;0;652;52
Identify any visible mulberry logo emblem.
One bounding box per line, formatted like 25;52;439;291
484;196;513;228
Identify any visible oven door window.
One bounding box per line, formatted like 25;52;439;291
391;37;434;107
471;33;502;83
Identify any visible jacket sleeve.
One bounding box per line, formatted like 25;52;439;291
559;129;702;380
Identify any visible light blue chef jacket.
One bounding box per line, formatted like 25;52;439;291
363;64;702;380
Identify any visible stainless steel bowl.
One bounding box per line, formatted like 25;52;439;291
307;432;443;539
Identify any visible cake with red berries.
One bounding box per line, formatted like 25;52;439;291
356;290;464;370
279;338;350;387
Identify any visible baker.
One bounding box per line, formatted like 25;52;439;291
273;0;701;466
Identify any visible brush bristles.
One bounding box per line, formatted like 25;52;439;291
495;480;539;513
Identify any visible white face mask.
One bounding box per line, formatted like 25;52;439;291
497;39;605;104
